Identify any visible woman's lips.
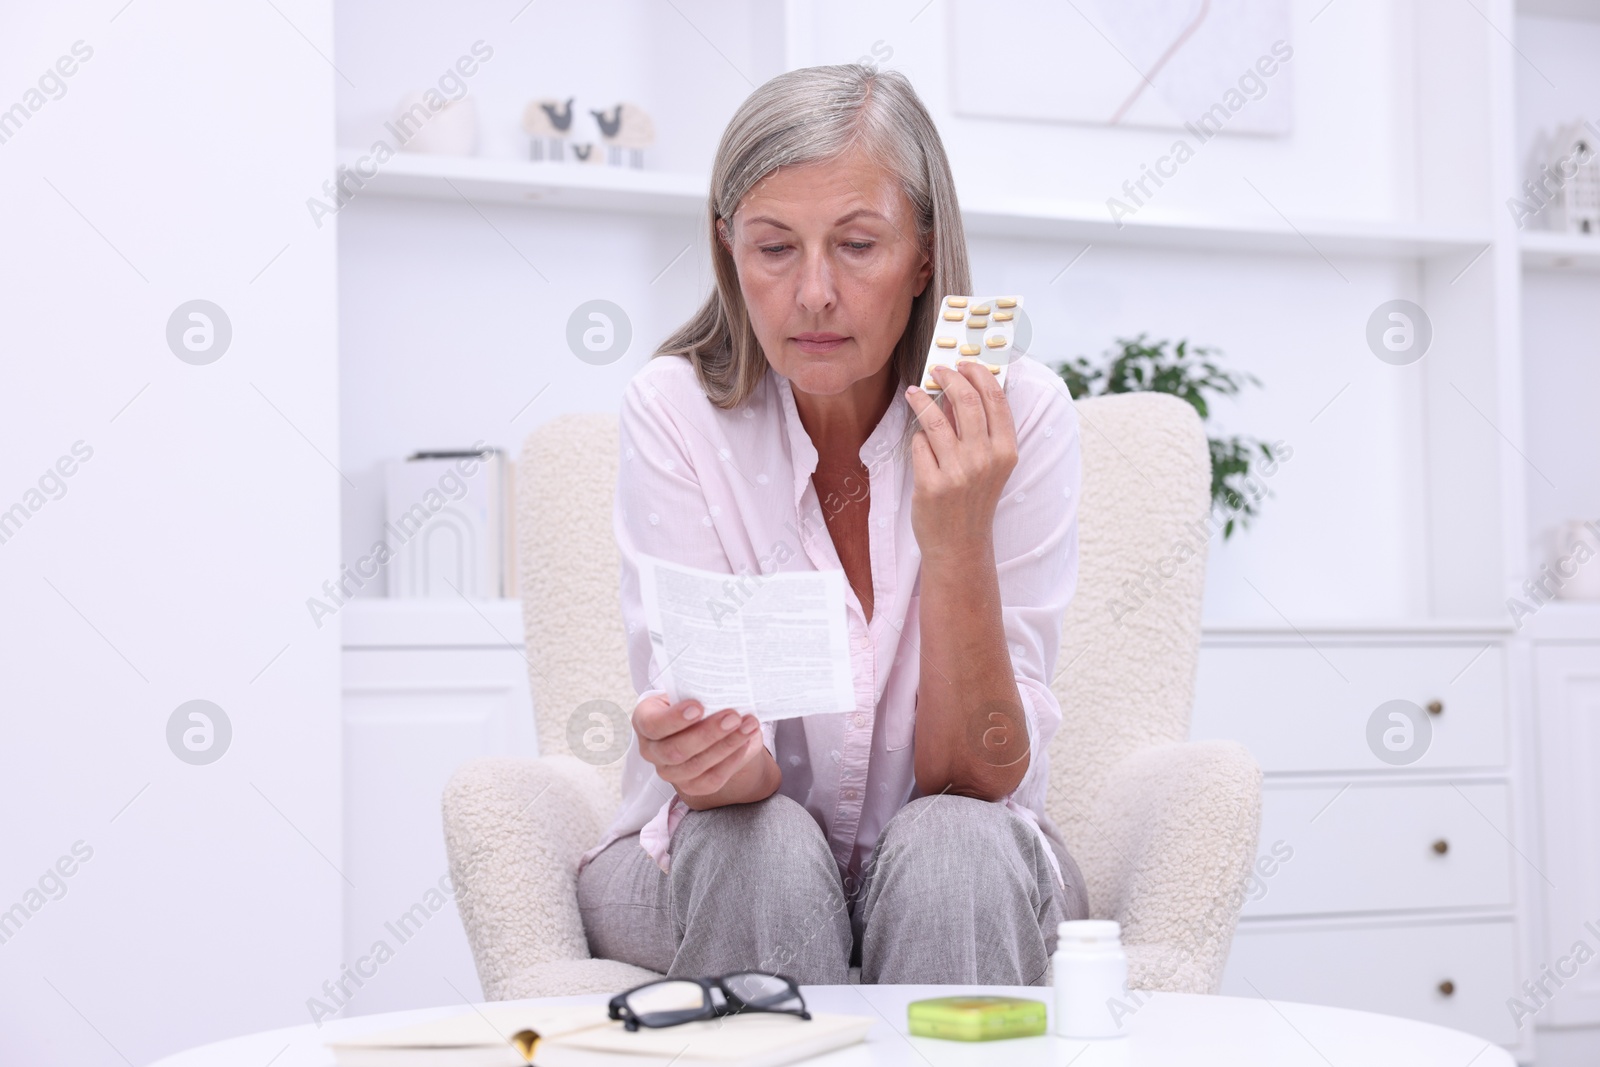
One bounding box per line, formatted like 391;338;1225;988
793;334;848;354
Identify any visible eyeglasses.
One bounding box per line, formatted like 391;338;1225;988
607;972;811;1031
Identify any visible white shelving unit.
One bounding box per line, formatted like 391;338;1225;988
1511;4;1600;1065
329;1;1600;1061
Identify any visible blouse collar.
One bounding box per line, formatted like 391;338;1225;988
770;363;908;514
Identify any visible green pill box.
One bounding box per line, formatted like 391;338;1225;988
906;995;1048;1041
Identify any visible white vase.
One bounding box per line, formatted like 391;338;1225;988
1552;519;1600;601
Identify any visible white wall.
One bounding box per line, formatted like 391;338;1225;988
334;0;785;173
0;3;341;1064
810;0;1442;225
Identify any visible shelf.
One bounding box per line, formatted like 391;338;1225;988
342;149;709;218
342;598;525;649
1517;0;1600;20
1520;229;1600;271
965;196;1489;258
1200;619;1514;640
342;149;1492;260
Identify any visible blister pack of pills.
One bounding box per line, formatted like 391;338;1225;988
919;294;1023;396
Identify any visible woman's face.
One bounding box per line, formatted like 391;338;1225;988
718;144;933;399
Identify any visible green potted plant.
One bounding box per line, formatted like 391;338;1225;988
1052;334;1283;539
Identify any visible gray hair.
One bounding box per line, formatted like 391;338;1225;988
654;63;971;458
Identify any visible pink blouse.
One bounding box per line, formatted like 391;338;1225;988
577;350;1082;888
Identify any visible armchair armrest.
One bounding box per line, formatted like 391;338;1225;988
441;755;616;1000
1082;740;1262;994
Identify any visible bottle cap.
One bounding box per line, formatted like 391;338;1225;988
1057;918;1121;943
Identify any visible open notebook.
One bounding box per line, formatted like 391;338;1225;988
325;1002;875;1067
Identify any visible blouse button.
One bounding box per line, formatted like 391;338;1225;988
743;409;755;419
757;473;769;484
1014;491;1026;503
702;515;712;526
664;459;676;471
830;749;842;765
853;713;867;729
1044;425;1054;438
842;788;858;801
626;447;636;458
648;513;660;525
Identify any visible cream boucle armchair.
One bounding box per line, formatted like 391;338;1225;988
442;389;1262;1000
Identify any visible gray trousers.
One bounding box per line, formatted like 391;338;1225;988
576;792;1089;985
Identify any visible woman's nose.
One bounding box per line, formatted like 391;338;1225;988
795;248;837;312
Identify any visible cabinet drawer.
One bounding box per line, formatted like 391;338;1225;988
1191;642;1507;772
1220;918;1519;1047
1243;781;1513;917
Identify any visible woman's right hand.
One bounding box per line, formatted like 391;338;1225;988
632;695;778;807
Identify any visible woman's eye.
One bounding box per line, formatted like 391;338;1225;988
845;241;874;253
759;245;787;256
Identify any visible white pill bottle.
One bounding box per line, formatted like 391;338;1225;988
1052;919;1130;1039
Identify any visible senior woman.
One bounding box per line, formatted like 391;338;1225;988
575;63;1088;986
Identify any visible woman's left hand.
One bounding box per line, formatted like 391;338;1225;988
903;360;1018;561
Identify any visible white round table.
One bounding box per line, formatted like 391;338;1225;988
149;984;1514;1066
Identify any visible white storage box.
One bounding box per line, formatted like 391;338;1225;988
384;447;516;599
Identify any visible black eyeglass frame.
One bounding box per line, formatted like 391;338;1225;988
607;972;812;1032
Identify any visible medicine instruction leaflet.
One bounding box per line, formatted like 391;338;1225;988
637;552;856;721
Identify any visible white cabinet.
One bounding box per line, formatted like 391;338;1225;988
1192;626;1527;1056
1195;644;1509;771
338;600;536;1018
1243;781;1514;918
1530;639;1600;1029
1223;917;1521;1047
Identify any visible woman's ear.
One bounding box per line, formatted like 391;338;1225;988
913;251;933;297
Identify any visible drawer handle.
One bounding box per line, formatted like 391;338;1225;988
1432;839;1449;855
1427;700;1443;716
1438;979;1455;997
